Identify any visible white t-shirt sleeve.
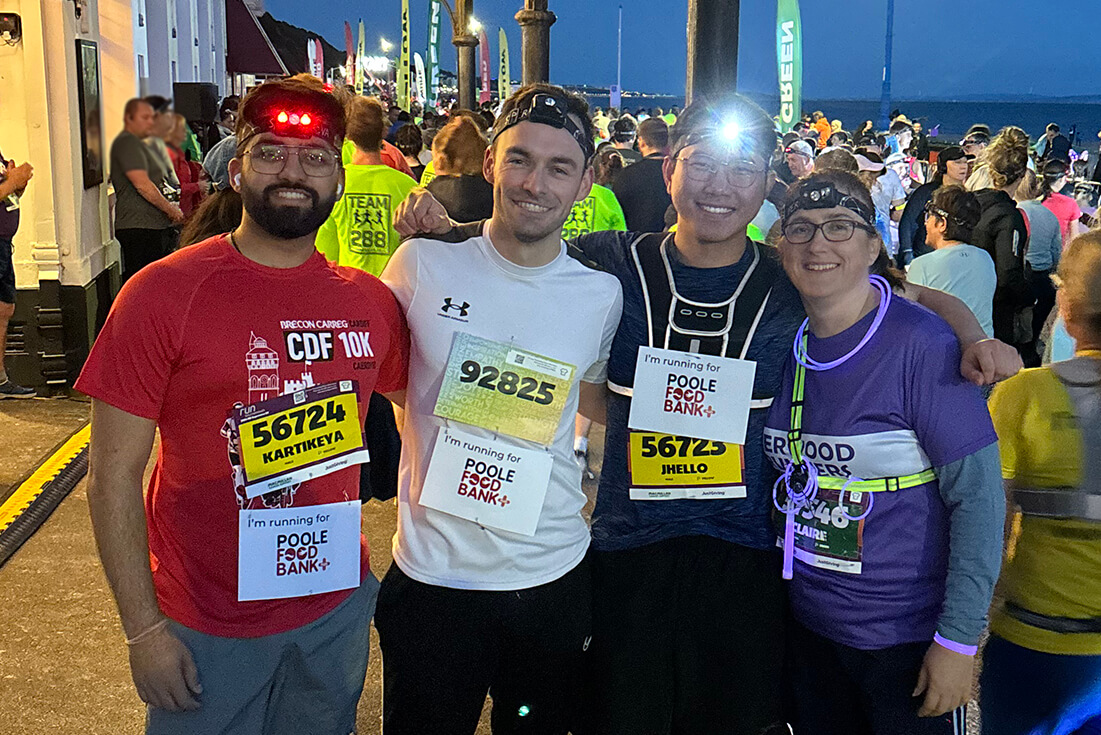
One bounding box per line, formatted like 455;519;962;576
380;240;419;312
884;170;907;207
907;256;928;287
582;278;624;384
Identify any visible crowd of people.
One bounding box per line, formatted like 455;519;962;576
69;74;1101;735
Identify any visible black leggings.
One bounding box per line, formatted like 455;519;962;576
586;536;789;735
375;558;592;735
789;620;966;735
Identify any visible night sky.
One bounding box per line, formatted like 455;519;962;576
263;0;1096;99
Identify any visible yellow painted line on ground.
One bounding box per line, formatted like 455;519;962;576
0;424;91;535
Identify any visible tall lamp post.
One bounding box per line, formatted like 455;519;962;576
437;0;478;109
515;0;556;84
685;0;740;104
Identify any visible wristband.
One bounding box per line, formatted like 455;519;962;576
933;632;977;657
126;618;169;646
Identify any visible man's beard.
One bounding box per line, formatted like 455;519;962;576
241;183;337;240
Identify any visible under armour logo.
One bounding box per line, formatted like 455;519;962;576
441;298;470;317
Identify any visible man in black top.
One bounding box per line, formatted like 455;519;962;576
610;117;642;166
1040;123;1071;164
612;117;672;232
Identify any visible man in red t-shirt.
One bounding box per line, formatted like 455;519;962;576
77;77;409;734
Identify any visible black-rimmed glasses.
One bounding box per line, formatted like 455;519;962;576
783;219;877;245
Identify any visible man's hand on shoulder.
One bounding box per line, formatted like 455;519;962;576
961;338;1023;386
394;187;456;238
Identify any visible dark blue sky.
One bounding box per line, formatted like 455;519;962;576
264;0;1092;98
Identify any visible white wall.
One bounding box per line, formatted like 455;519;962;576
99;0;139;181
0;0;118;289
129;0;148;93
211;0;226;90
132;0;226;98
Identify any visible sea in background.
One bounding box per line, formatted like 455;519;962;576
581;93;1101;147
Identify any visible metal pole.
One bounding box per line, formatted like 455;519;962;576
455;34;478;109
515;0;556;84
685;0;740;105
445;0;477;109
616;5;622;96
878;0;894;130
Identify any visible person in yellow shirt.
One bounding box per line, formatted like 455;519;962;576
317;97;417;276
984;230;1101;735
562;183;626;241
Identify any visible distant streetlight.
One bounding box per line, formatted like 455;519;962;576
468;17;482;33
363;56;392;74
380;37;394;53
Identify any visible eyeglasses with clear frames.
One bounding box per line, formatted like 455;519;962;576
245;144;339;178
675;153;766;188
783;219;878;245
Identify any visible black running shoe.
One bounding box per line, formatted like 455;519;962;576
0;380;35;399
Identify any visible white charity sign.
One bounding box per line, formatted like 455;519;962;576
419;427;554;536
238;500;361;602
627;347;756;445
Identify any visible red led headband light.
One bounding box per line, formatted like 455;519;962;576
274;110;314;127
238;97;343;151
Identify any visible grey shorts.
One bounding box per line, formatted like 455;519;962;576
146;573;379;735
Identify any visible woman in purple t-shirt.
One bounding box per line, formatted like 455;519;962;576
766;171;1004;735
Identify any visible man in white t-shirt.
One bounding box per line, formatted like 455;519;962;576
908;185;996;337
377;84;623;734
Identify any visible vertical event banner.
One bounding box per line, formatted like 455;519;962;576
398;0;411;110
776;0;802;133
413;53;427;105
355;20;366;94
426;0;441;109
478;28;491;104
497;28;510;104
344;21;355;85
306;39;316;78
313;38;324;80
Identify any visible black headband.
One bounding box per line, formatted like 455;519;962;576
782;181;877;226
492;93;594;163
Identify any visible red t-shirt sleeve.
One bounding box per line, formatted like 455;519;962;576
74;262;188;420
381;142;415;177
369;280;410;395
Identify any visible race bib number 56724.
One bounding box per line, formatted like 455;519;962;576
234;381;368;498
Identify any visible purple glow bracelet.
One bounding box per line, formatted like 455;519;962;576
933;633;977;657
